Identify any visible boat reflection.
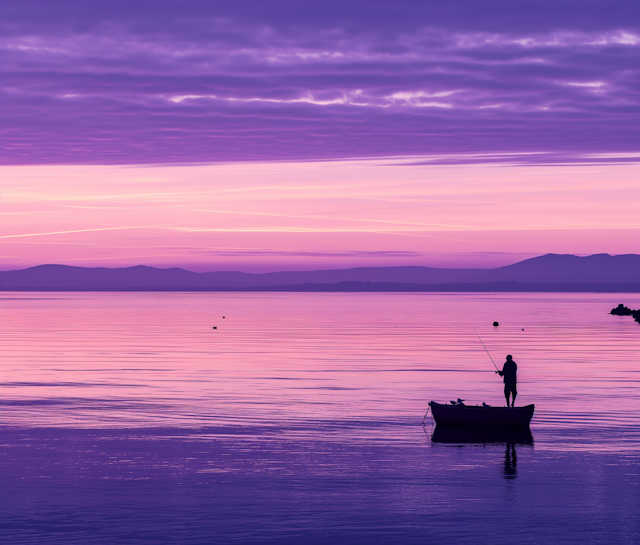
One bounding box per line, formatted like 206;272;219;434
431;425;533;445
431;425;533;480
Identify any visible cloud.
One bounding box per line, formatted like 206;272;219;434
190;249;422;258
1;0;639;165
0;224;178;239
566;81;605;87
398;151;640;167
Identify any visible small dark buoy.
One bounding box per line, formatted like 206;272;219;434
493;321;499;327
212;326;217;329
223;316;225;318
522;328;524;331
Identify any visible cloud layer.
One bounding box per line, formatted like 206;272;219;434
1;0;639;164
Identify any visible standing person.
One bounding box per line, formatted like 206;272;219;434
497;355;517;407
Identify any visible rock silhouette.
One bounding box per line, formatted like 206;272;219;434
611;304;632;316
610;304;640;324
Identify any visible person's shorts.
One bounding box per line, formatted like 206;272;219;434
504;383;517;396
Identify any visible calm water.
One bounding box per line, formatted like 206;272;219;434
1;292;639;544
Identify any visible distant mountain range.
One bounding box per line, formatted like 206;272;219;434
1;254;638;292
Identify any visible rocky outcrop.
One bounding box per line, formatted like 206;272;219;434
611;304;640;324
611;304;633;315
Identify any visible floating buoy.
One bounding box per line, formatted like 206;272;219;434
493;321;499;327
212;326;217;329
223;316;225;318
522;328;524;331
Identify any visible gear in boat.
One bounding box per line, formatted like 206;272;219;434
428;401;535;428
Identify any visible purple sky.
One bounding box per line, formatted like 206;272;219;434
0;1;638;272
2;0;639;165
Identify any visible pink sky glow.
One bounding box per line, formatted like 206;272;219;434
1;156;638;272
2;1;639;272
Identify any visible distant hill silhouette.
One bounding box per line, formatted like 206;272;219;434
0;264;482;290
0;254;638;291
469;254;640;284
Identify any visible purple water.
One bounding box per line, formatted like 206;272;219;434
1;292;639;543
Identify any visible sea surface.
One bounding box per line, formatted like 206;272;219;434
1;292;639;544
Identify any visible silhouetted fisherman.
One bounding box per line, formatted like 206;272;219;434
496;355;517;407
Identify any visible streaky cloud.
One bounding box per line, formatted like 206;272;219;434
1;0;639;165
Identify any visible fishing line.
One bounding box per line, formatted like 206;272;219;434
471;324;499;372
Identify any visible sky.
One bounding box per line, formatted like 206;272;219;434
1;0;638;272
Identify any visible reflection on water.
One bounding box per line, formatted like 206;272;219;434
430;425;533;481
504;442;517;479
431;425;534;445
0;292;639;543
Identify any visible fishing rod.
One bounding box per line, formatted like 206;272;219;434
471;325;500;373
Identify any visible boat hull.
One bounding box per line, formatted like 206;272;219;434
428;401;534;428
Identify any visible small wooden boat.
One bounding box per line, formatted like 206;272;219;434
428;401;534;428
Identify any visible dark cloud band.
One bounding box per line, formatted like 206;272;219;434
1;0;638;165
